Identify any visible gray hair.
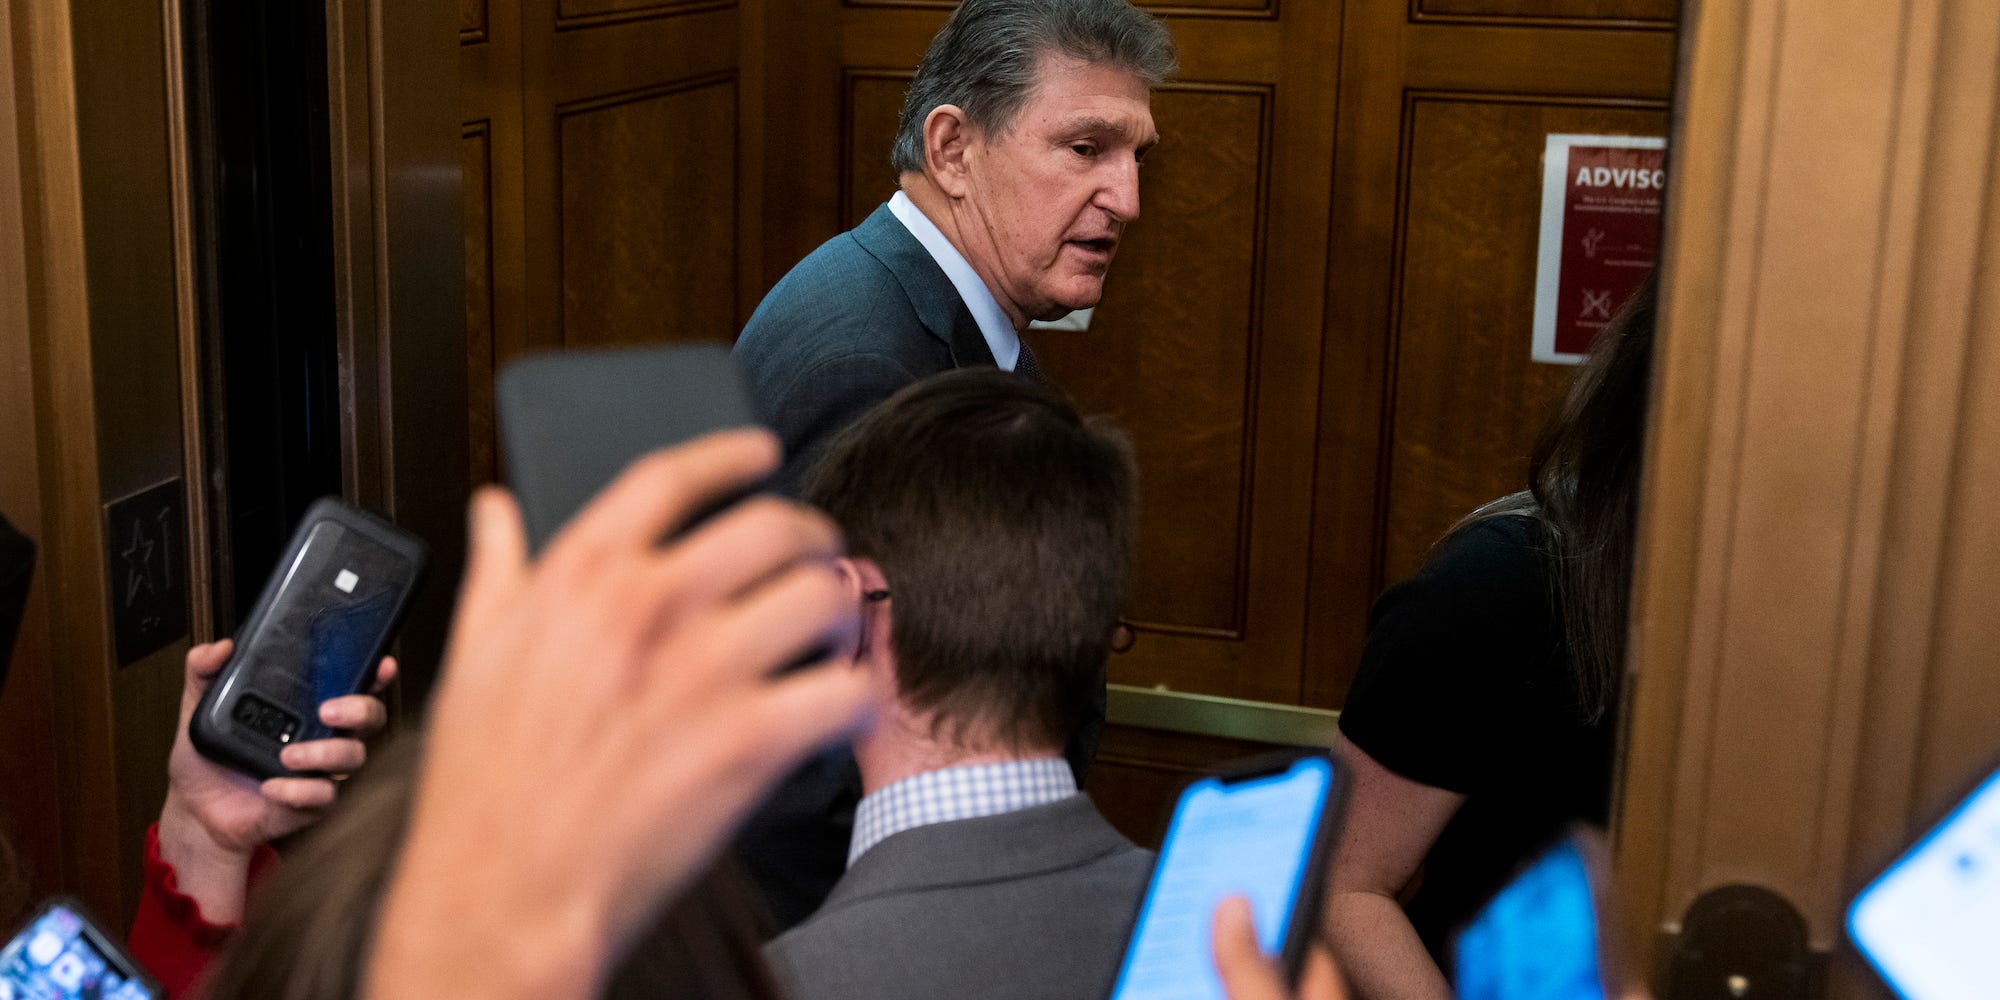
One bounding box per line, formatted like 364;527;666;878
890;0;1177;174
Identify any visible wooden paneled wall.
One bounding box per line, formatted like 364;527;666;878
1306;2;1675;704
3;0;468;923
1615;0;2000;990
459;0;766;486
458;0;1676;838
775;2;1676;714
789;0;1676;838
0;0;207;924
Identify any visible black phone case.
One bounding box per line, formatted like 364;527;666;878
189;497;426;780
1115;750;1350;996
496;342;765;553
9;896;164;999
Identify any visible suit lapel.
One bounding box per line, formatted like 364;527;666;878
851;203;998;369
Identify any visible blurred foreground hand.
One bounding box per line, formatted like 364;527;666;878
367;430;878;1000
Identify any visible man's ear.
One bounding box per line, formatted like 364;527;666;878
923;104;974;198
837;556;894;668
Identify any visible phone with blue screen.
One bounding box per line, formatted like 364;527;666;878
1847;761;2000;1000
1452;831;1611;1000
1108;753;1345;1000
2;899;159;1000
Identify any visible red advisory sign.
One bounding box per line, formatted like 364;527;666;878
1532;134;1665;363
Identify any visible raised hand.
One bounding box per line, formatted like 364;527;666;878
158;639;396;922
368;430;880;1000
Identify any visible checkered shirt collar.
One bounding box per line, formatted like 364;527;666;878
848;757;1078;867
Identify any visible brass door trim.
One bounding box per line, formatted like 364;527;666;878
1106;684;1340;748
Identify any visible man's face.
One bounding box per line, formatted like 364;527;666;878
955;53;1157;326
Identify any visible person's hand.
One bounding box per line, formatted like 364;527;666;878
369;430;879;1000
157;639;396;922
1212;897;1348;1000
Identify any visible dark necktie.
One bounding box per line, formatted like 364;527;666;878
1015;340;1047;385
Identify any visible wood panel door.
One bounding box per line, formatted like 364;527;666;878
1304;2;1676;703
770;1;1676;714
458;0;1680;838
449;0;1683;840
816;1;1344;706
460;0;762;485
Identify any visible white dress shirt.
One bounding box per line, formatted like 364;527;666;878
886;191;1020;371
847;757;1078;866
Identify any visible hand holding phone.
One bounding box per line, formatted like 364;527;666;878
190;498;425;780
2;899;159;1000
1210;897;1348;1000
158;639;395;927
1110;753;1347;1000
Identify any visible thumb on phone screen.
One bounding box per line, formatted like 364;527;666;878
1212;896;1347;1000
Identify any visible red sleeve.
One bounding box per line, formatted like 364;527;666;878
127;823;280;1000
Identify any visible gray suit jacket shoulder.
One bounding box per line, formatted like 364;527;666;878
764;795;1154;1000
733;203;996;493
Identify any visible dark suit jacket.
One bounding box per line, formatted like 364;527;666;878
734;202;996;495
730;203;1105;933
764;795;1154;1000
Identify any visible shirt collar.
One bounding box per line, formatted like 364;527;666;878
886;191;1021;371
848;757;1077;867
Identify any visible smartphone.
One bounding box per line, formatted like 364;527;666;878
1452;831;1613;1000
496;343;765;553
2;898;160;1000
1108;752;1346;1000
1847;761;2000;1000
190;498;427;779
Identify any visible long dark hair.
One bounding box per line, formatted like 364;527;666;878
1463;271;1657;720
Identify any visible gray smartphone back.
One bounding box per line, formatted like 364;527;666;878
495;343;764;552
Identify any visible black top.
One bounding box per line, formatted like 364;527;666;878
1337;515;1617;961
0;513;34;697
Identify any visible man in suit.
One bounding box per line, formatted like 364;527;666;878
731;0;1174;929
763;368;1151;1000
734;0;1175;491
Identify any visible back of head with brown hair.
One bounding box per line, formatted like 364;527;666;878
802;367;1138;753
200;731;780;1000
